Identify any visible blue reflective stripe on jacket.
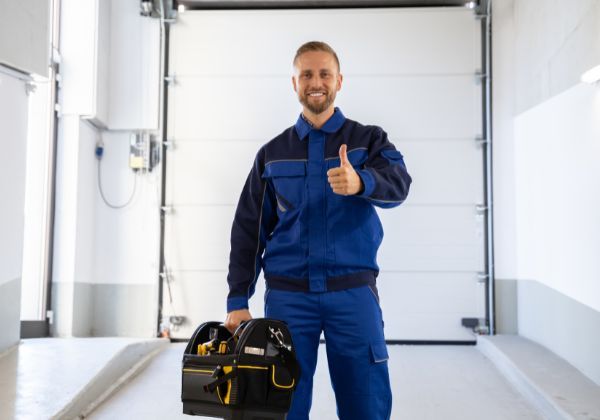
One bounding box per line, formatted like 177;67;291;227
226;108;412;312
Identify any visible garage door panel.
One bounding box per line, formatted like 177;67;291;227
380;311;477;341
164;206;235;271
377;275;482;341
171;9;480;76
377;206;485;272
165;206;484;273
338;76;482;139
166;140;262;205
162;270;266;339
379;245;482;272
167;139;483;207
395;139;484;205
168;76;299;141
376;272;483;315
166;8;485;341
169;75;481;141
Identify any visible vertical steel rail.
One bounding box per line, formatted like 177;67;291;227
157;7;171;336
44;0;63;335
479;0;495;335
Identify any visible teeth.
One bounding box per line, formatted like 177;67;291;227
309;92;324;97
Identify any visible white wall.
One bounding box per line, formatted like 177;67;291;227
0;0;50;76
51;116;97;336
514;85;600;312
493;0;600;384
92;130;161;337
493;0;600;281
0;0;50;351
53;124;161;339
90;0;161;337
60;0;108;122
53;0;160;337
513;0;600;114
107;0;160;130
514;83;600;385
0;70;29;352
21;80;53;320
492;0;517;282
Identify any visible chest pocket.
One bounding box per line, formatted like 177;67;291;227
326;148;368;171
262;161;307;212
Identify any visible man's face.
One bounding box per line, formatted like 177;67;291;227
292;51;343;115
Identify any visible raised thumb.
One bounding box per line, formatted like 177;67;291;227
339;144;350;167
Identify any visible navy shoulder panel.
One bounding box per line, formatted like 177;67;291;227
262;126;307;164
325;119;381;159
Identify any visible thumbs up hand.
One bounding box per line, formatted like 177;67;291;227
327;144;364;196
339;143;351;168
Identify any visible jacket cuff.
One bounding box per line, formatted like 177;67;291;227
227;296;249;312
356;168;375;197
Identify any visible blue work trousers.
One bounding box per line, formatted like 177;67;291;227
264;285;392;420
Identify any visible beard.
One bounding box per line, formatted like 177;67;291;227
298;89;337;115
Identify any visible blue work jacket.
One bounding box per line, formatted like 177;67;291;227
227;108;412;312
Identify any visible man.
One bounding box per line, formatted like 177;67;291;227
224;41;411;420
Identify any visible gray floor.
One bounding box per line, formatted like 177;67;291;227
479;335;600;420
88;343;542;420
0;337;162;420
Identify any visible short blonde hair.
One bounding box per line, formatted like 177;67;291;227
293;41;340;72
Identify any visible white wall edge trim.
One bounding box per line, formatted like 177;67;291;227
0;62;33;81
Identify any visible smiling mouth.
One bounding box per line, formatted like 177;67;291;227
307;92;326;98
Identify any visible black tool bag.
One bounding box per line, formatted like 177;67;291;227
181;318;300;417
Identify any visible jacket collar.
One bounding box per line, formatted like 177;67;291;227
294;107;346;140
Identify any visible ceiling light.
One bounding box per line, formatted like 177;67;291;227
581;64;600;84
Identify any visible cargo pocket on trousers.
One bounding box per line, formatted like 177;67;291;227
369;341;391;397
370;341;389;364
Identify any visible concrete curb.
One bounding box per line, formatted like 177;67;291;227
52;338;169;420
0;342;19;360
477;336;572;420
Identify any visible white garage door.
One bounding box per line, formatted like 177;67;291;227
163;7;485;341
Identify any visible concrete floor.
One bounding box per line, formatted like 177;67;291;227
479;335;600;420
0;338;167;420
88;343;542;420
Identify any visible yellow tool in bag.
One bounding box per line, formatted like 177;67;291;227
181;318;300;419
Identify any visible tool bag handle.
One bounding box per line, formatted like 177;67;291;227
204;366;237;393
